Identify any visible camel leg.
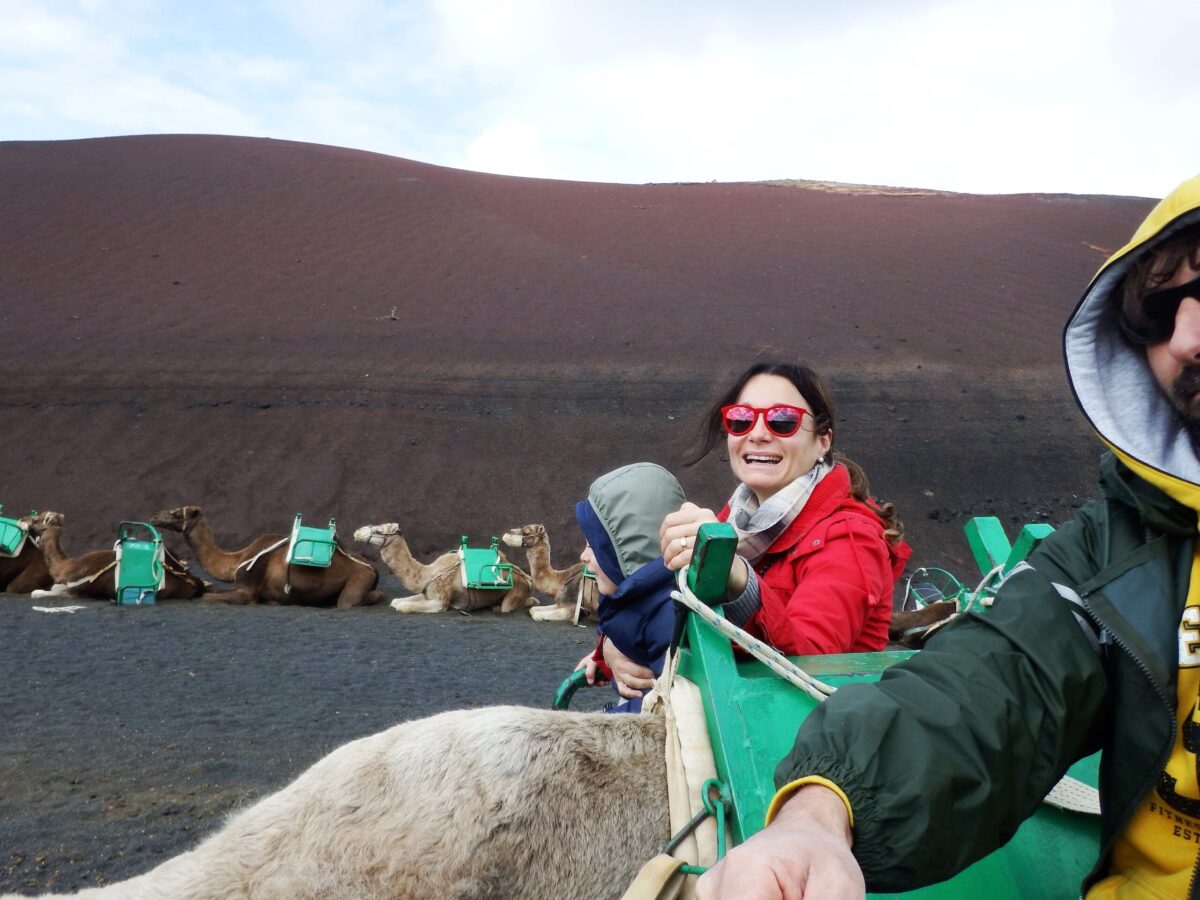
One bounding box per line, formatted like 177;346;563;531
530;603;577;622
388;592;451;614
335;570;387;609
30;584;71;599
200;586;259;605
499;580;536;613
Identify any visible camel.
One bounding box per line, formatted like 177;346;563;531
353;523;537;613
502;523;600;622
149;506;286;582
26;512;206;601
5;706;669;900
151;507;385;608
0;515;52;594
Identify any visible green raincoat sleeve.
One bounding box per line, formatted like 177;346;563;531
773;508;1112;892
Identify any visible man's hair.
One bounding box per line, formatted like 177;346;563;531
1120;221;1200;333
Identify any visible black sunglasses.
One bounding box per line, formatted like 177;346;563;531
1119;272;1200;344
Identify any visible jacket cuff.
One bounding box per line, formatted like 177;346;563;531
592;634;614;680
766;776;855;829
723;560;761;626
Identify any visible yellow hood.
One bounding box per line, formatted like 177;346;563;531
1065;174;1200;491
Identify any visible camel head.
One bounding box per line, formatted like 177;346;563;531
150;505;203;533
23;510;64;536
353;523;401;546
501;524;547;549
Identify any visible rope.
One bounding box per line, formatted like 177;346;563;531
671;570;835;702
673;569;1099;817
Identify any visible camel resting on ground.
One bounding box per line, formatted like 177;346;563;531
26;512;206;601
7;706;668;900
0;516;52;594
502;523;600;622
353;523;536;613
150;506;284;582
153;507;385;608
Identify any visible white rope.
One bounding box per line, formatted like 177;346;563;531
671;570;835;702
674;569;1099;816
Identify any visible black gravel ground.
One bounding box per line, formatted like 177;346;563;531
0;578;609;896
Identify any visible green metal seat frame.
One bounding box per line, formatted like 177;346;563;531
457;536;514;590
114;521;165;606
0;505;27;557
287;515;337;568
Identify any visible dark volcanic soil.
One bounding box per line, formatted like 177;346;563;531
0;134;1160;894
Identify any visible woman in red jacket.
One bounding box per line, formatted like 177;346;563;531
670;359;910;655
599;361;911;697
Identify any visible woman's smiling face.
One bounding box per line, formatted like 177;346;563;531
727;374;832;504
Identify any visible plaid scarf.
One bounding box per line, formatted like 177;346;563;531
726;459;834;564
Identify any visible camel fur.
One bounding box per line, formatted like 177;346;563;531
353;523;536;614
9;706;669;900
0;516;51;594
152;507;385;608
26;512;205;601
502;524;600;622
150;506;284;582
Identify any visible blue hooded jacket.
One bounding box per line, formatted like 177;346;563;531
575;462;687;678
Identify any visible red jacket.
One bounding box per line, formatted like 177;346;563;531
719;464;911;656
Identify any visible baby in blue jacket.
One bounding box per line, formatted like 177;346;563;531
574;462;686;712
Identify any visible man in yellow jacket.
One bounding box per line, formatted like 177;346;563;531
699;173;1200;899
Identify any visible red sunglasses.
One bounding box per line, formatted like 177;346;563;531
720;404;810;437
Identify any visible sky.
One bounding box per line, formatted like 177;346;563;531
3;0;1198;198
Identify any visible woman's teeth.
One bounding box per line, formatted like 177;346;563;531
745;454;781;465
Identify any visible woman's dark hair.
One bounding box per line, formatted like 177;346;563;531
685;360;904;544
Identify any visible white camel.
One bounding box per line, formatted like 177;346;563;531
6;707;670;900
352;523;536;614
502;523;600;622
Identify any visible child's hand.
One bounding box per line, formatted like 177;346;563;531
575;652;608;685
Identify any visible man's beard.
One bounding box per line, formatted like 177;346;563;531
1171;367;1200;434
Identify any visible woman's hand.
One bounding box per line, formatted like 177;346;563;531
602;637;656;698
660;502;719;572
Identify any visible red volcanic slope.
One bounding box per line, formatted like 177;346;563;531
0;135;1157;569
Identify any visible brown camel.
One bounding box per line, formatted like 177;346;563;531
26;512;206;601
0;514;52;593
153;507;385;608
502;524;599;622
149;506;284;582
353;523;536;613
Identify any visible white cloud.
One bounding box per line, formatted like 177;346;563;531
464;118;550;179
2;0;1197;197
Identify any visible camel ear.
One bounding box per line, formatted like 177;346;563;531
186;507;199;519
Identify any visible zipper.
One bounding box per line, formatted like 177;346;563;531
1081;593;1179;894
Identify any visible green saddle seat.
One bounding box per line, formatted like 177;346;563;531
457;536;514;590
114;521;164;606
287;515;337;568
0;507;27;558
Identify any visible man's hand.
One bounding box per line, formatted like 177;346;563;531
696;785;864;900
601;637;656;698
